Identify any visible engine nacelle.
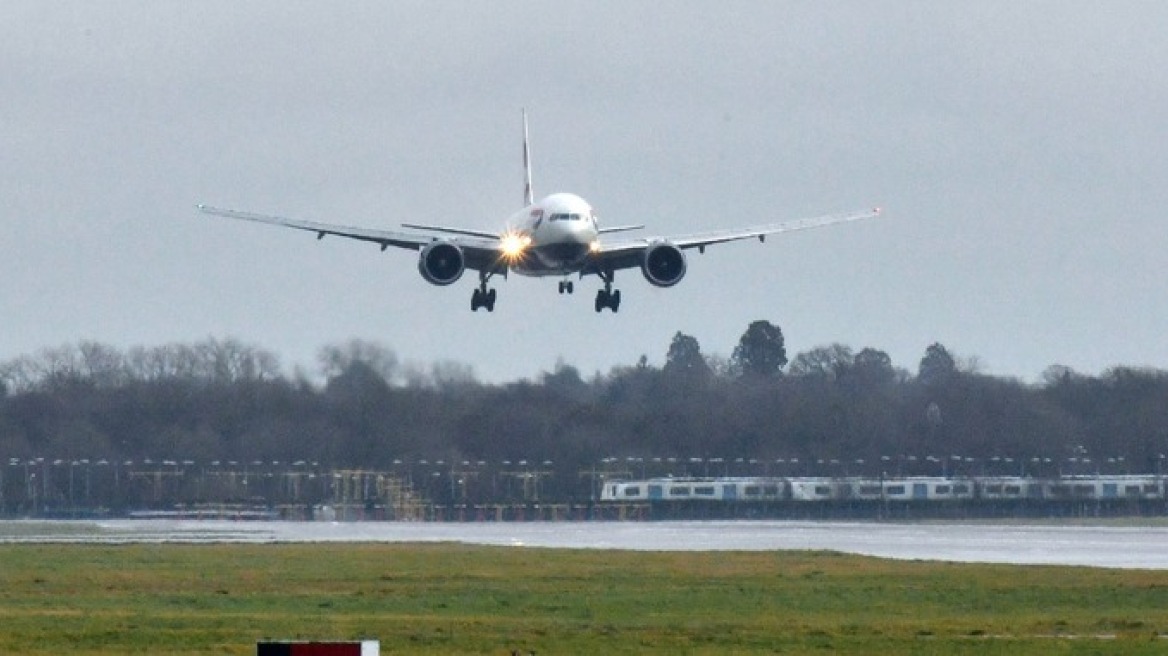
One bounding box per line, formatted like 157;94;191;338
641;241;687;288
417;241;465;286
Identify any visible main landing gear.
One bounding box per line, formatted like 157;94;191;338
471;271;497;312
558;280;574;294
594;270;620;313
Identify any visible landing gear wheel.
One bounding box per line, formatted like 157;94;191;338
595;289;621;313
472;270;499;312
595;269;620;313
472;287;496;312
558;280;575;295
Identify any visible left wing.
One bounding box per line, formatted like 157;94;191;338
401;223;500;240
197;205;506;272
591;207;881;271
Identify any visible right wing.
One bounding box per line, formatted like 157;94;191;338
598;224;645;235
197;205;505;271
667;207;881;251
590;207;882;272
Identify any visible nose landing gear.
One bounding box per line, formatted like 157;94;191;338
558;280;575;294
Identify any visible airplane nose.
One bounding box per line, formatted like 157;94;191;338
541;240;589;263
534;215;594;265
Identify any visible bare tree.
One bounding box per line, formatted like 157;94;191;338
788;344;854;381
318;339;400;386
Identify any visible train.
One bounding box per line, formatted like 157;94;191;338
600;474;1166;512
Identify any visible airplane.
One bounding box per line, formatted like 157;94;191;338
198;111;881;313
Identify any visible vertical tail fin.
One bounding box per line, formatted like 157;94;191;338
522;109;534;206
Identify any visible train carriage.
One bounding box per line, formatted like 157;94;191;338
601;473;1166;513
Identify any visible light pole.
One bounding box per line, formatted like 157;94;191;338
28;462;38;516
69;460;77;517
1;459;9;514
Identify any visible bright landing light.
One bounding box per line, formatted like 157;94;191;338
500;231;532;261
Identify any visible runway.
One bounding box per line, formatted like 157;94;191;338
3;519;1168;569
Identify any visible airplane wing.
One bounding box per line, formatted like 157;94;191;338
197;205;505;271
401;223;501;240
597;224;645;235
590;207;882;271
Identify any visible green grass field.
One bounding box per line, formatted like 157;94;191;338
2;543;1168;654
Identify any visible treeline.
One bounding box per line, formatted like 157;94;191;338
2;325;1168;502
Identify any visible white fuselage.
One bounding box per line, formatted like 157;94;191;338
504;192;599;276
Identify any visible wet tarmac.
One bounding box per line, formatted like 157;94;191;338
3;519;1168;569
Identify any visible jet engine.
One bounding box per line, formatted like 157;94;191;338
641;241;687;287
417;241;465;286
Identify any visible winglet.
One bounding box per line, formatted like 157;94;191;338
522;109;534;207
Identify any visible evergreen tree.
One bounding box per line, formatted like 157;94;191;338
664;332;711;379
731;320;787;377
918;342;957;385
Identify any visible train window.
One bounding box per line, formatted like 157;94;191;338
935;485;951;495
953;484;970;495
670;486;691;496
744;485;761;496
985;484;1003;494
1004;485;1021;495
885;485;905;495
1124;485;1140;497
624;486;641;497
1073;484;1094;497
694;486;716;496
814;486;830;496
1145;484;1160;495
859;485;881;495
763;485;780;496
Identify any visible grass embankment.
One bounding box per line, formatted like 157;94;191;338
1;543;1167;654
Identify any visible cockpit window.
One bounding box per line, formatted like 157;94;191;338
549;213;582;221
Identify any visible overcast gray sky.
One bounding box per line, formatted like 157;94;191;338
3;2;1166;383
